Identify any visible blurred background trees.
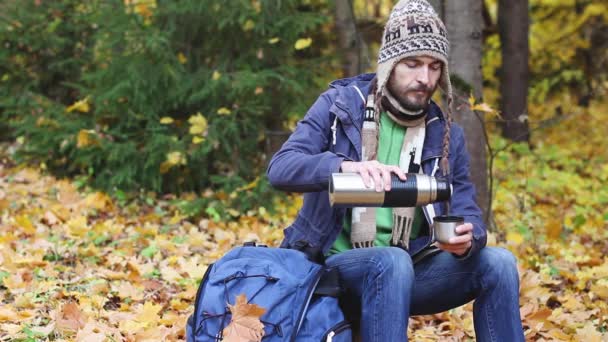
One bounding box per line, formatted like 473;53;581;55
0;0;606;220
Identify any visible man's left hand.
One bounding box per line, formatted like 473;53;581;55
436;223;473;256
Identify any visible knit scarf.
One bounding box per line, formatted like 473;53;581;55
350;90;427;249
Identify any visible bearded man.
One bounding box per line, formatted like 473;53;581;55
267;0;525;340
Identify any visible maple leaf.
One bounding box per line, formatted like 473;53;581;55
222;294;266;342
56;302;87;333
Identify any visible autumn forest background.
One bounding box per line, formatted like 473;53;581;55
0;0;607;341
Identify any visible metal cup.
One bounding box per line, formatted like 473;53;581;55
433;215;464;244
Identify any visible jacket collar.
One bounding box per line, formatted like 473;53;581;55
329;73;448;161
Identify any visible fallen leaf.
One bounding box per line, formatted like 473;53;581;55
56;302;87;333
222;294;266;342
575;322;603;342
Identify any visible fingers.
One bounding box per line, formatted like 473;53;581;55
448;232;472;245
436;241;472;256
381;167;392;191
390;165;407;181
359;166;373;189
368;163;384;192
455;223;473;234
340;161;406;192
435;222;474;256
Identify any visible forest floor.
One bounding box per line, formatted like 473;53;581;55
0;101;607;341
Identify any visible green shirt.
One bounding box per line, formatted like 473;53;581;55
328;112;426;255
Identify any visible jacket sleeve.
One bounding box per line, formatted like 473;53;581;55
267;89;345;193
449;125;487;258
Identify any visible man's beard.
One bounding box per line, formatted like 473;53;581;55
388;83;437;112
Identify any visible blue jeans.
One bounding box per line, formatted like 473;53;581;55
325;247;525;341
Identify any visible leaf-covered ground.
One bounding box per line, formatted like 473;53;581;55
0;102;607;341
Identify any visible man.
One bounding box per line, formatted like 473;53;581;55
267;0;525;340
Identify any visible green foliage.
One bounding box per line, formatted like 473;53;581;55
0;0;330;211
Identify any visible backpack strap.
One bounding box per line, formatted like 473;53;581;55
289;240;325;264
313;268;342;297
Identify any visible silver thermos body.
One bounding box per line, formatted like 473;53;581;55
329;173;451;207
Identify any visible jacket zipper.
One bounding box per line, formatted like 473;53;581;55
291;266;324;342
190;263;215;341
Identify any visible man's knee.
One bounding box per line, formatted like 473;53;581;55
478;247;519;288
369;247;414;281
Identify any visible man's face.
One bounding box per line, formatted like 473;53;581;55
386;56;442;112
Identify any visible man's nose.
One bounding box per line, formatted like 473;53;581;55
416;66;430;86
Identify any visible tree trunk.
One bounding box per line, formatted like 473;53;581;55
334;0;362;77
427;0;444;19
443;0;490;223
498;0;530;142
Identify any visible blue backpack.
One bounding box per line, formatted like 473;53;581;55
187;242;352;342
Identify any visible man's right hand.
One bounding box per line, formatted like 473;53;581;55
340;160;407;192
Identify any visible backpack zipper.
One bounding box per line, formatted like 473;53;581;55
291;266;324;342
321;320;351;342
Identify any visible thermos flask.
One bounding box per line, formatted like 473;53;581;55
329;173;451;207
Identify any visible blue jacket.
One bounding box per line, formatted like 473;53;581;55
267;73;486;259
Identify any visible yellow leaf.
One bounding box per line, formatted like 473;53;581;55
212;70;222;81
591;280;608;299
243;19;255;31
217;107;232;115
166;151;186;166
468;93;476;107
470;102;495;113
189;125;204;135
159;161;172;174
77;130;96;148
67;97;91;113
15;215;36;234
0;306;18;322
124;0;156;18
84;192;113;211
75;322;107;342
135;302;162;325
223;294;266;342
575;322;603;342
177;52;187;64
192;136;205;144
506;231;524;245
67;216;88;238
294;38;312;50
188;112;208;135
160;264;181;283
235;177;259;192
0;323;21;335
160;117;174;124
170;298;189;311
252;0;261;13
114;282;144;301
268;37;280;44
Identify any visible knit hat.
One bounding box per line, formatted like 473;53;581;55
375;0;453;176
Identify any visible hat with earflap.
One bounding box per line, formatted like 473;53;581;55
375;0;454;176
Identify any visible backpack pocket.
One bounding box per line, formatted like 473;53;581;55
297;295;351;342
196;257;310;341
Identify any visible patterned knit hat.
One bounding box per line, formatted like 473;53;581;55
376;0;453;176
376;0;451;100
